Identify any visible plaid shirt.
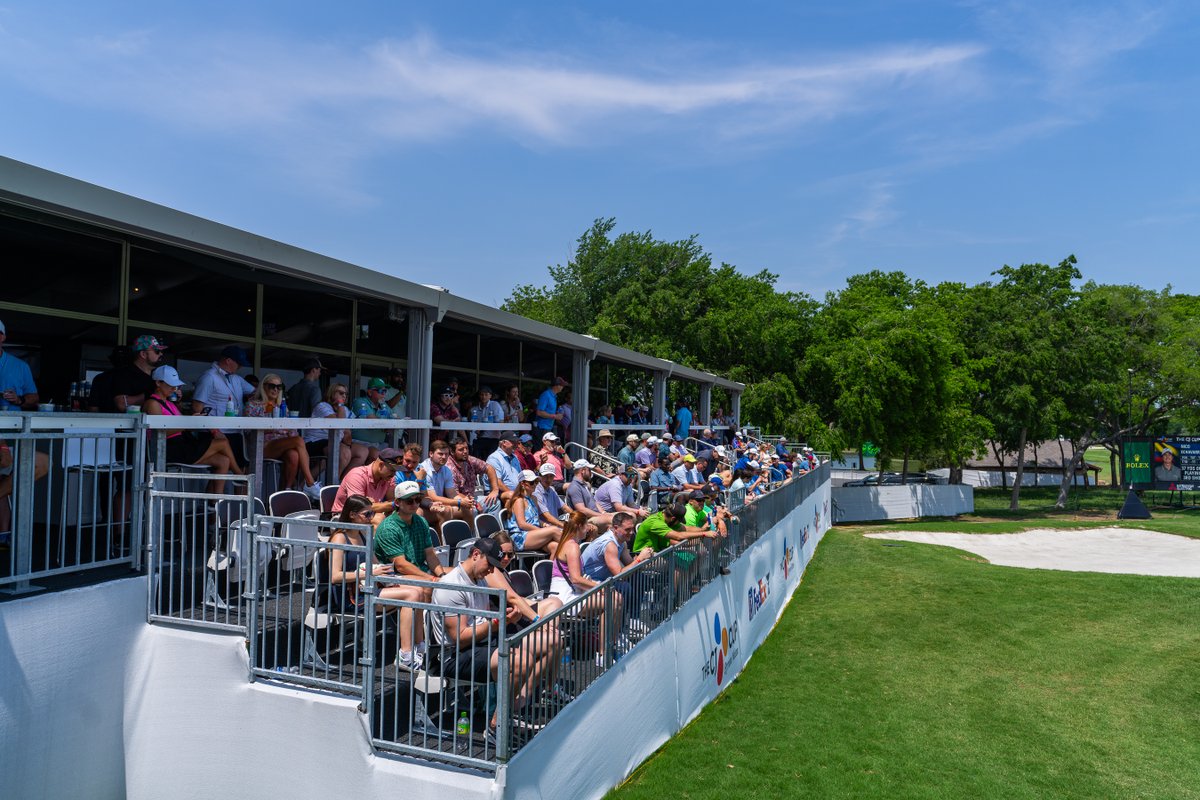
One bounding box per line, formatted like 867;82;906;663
448;454;489;495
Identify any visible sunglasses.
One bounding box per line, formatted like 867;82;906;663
500;550;514;559
264;383;284;390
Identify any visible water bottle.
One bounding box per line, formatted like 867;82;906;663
280;398;288;418
470;407;481;422
456;710;470;736
225;399;237;417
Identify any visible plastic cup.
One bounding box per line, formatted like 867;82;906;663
127;404;141;414
288;411;300;418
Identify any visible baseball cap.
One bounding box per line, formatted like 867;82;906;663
394;480;422;500
688;490;706;501
499;433;519;444
647;436;659;445
151;365;185;387
709;475;726;489
133;334;167;353
302;358;324;372
220;345;251;367
626;434;639;442
519;433;533;443
538;463;557;476
598;429;613;438
683;454;696;463
640;433;651;441
471;537;506;568
716;445;728;458
367;377;388;391
439;386;456;396
748;460;761;469
519;469;538;483
378;448;404;463
479;385;494;394
552;376;570;387
662;433;673;440
572;459;595;470
542;432;559;442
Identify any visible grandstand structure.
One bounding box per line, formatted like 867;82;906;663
0;158;832;800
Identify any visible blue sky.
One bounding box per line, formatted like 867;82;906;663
2;1;1197;304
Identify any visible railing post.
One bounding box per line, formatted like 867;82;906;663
246;516;261;683
5;422;38;595
130;422;148;571
496;612;511;761
603;582;615;669
253;430;265;504
359;527;377;716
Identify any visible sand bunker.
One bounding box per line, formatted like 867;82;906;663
863;528;1200;578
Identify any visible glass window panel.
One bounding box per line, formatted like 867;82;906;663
128;245;258;336
354;300;409;359
261;278;353;351
0;212;122;316
479;335;520;376
0;308;118;406
431;325;477;370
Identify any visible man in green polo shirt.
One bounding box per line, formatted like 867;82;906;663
375;480;449;581
633;502;715;555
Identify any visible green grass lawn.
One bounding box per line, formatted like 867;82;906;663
608;523;1200;799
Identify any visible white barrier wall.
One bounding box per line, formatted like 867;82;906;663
0;577;145;800
503;480;832;800
832;484;974;522
123;627;496;800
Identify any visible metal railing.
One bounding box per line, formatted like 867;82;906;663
71;408;828;772
247;515;374;698
146;472;257;631
368;574;510;770
498;463;829;759
564;441;623;475
1;413;145;594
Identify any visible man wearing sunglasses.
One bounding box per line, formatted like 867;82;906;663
332;447;405;517
374;480;450;582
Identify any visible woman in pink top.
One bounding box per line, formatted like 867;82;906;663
142;365;243;494
244;372;321;499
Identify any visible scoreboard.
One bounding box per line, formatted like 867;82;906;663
1124;436;1200;490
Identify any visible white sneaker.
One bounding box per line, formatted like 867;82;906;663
303;481;323;501
397;650;424;671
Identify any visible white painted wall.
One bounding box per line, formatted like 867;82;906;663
832;484;974;522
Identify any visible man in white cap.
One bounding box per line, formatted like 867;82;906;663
0;319;39;411
534;431;566;482
532;462;567;528
617;433;640;468
565;459;613;532
634;436;658;469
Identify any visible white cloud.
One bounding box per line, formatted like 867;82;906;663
0;24;986;147
825;181;898;246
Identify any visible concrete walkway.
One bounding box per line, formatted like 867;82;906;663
863;527;1200;578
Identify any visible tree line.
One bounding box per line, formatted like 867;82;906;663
504;219;1200;508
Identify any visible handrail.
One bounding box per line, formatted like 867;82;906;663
141;415;432;430
564;441;622;473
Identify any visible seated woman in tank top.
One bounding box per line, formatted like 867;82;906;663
141;365;243;494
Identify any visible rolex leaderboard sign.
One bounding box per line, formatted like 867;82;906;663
1125;436;1200;490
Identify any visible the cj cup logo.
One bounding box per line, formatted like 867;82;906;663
701;612;739;686
780;538;795;580
747;574;771;622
